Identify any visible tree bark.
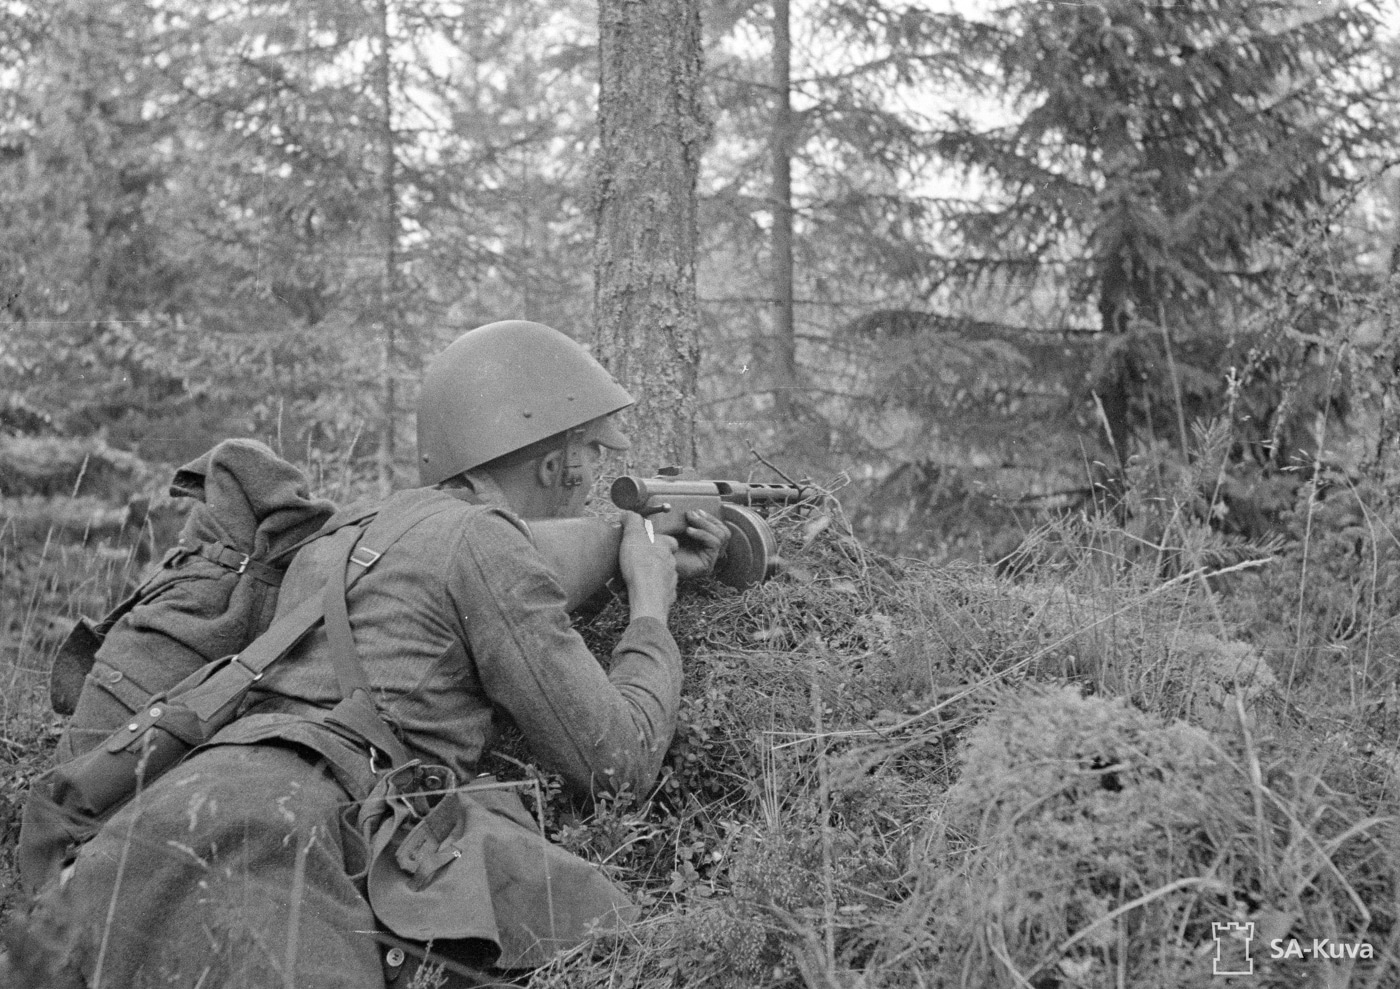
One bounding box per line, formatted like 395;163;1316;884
1096;250;1132;475
769;0;796;418
593;0;704;472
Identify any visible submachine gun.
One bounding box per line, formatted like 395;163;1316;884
530;474;814;608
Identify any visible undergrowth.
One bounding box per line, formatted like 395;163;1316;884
3;437;1400;987
520;485;1400;988
0;453;170;916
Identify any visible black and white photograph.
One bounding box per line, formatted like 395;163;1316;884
2;1;1399;986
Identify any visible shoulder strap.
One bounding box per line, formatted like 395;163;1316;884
90;504;377;641
234;498;451;683
320;527;411;768
318;498;462;769
267;504;381;568
112;496;461;750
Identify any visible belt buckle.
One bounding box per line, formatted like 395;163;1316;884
231;654;263;682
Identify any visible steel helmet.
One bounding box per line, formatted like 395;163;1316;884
416;320;634;486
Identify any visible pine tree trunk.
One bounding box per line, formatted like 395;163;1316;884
1096;251;1132;476
593;0;704;472
769;0;797;418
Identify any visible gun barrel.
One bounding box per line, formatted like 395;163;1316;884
711;481;808;505
610;476;809;514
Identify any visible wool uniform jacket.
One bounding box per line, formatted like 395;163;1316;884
219;480;685;965
230;481;682;799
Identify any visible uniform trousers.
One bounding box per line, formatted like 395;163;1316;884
30;743;386;989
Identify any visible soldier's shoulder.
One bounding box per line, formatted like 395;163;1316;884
381;487;530;540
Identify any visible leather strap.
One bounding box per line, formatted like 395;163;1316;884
323;528;378;700
231;502;443;682
318;500;461;770
87;659;157;713
322;529;412;770
268;504;382;567
195;542;285;586
102;497;457;756
178;506;383;591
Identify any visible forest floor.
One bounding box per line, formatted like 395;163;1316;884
2;439;1399;988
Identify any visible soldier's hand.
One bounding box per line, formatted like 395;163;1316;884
619;511;677;620
672;509;731;580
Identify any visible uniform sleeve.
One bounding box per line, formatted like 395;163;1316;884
447;509;682;798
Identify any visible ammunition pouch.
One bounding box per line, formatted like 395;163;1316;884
355;772;638;975
18;653;263;891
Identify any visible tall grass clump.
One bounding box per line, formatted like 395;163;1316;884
916;685;1396;988
0;437;168;919
1235;465;1400;722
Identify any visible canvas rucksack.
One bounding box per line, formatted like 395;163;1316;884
47;438;345;760
18;439;390;890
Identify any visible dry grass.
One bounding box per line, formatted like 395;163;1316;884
3;474;1400;988
0;493;166;921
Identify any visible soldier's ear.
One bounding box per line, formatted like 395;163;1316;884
535;450;564;489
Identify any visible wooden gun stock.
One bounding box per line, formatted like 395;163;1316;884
527;517;625;612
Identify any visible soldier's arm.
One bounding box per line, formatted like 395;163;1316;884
449;510;682;799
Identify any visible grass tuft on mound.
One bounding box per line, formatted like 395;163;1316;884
920;685;1396;987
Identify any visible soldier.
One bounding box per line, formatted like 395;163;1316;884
18;320;728;988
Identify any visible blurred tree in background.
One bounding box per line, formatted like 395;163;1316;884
1;0;600;474
935;0;1391;472
0;0;1395;557
696;0;1395;557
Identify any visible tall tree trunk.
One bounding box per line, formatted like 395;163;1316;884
374;0;398;496
593;0;704;472
1096;250;1132;475
769;0;796;418
1096;243;1158;511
